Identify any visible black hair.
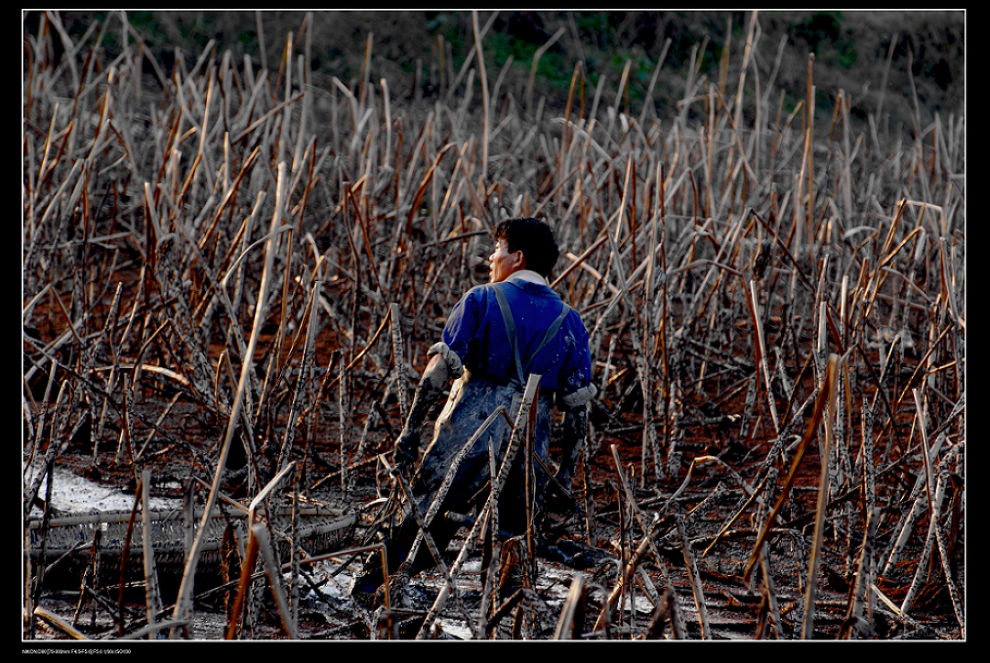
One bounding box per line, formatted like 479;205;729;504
494;217;559;278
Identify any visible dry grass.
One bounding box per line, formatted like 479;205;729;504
23;11;964;640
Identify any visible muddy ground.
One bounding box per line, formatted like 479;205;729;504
23;374;964;643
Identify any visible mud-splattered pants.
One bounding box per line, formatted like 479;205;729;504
384;370;553;576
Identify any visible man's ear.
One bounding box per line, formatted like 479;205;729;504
514;250;526;270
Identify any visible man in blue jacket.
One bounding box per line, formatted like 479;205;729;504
357;217;596;595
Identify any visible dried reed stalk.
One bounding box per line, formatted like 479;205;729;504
171;162;288;634
800;353;839;639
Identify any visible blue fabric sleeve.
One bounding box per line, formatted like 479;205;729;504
555;310;594;401
441;286;486;367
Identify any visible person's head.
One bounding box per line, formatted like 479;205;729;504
488;217;559;282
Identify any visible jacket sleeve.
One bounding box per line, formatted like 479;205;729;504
441;286;486;368
556;311;597;410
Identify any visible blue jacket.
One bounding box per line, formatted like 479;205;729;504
441;278;593;404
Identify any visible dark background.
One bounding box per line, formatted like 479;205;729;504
28;10;965;136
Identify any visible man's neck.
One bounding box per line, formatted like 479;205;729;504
506;269;548;286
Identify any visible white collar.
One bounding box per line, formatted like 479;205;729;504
506;269;549;287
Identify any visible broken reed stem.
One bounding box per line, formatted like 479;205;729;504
553;573;586;640
743;350;838;581
899;389;964;632
800;352;839;639
223;461;299;638
640;586;681;640
758;543;784;639
745;277;780;435
28;457;55;637
24;381;70;520
472;10;489;196
839;396;878;640
389;303;408;423
338;353;349;497
224;523;260;640
140;469;163;638
676;513;710;639
33;605;88;640
592;445;673;635
252;523;298;639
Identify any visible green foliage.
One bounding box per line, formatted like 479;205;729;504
426;11;466;57
793;11;858;69
126;11;166;44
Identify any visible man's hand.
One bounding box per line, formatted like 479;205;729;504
390;352;450;475
553;464;573;493
545;463;575;512
392;430;419;473
545;404;588;513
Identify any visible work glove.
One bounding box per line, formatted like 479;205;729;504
545;464;575;512
392;430;419;474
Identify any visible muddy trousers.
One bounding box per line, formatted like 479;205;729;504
376;373;552;586
381;447;547;580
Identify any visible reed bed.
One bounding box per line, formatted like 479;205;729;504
23;11;964;640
